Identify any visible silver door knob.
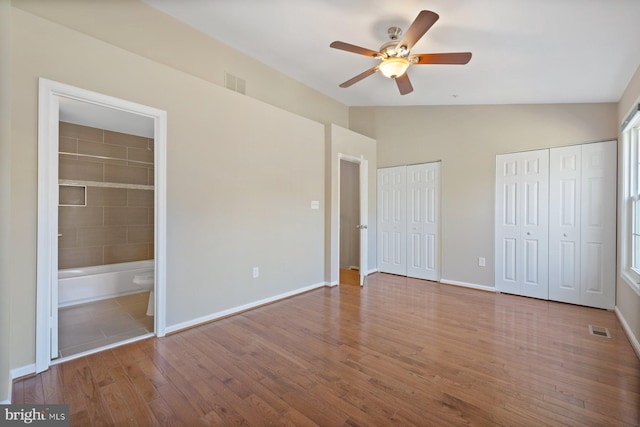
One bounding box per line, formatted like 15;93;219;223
526;232;531;235
563;233;568;237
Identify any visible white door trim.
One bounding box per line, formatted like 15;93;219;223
36;78;167;373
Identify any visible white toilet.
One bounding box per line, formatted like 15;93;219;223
133;271;154;316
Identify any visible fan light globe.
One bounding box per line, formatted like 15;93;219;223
379;57;410;79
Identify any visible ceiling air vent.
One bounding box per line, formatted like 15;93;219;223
225;72;246;95
589;325;611;338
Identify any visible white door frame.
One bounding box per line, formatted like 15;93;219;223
36;78;167;373
336;153;368;286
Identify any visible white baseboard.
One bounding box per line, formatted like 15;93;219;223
0;364;36;404
326;281;339;287
11;364;35;380
615;306;640;360
366;268;378;276
165;282;326;334
439;278;497;293
1;379;11;404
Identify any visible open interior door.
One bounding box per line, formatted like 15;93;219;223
359;158;368;286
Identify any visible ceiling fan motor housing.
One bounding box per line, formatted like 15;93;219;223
387;26;402;40
381;27;409;58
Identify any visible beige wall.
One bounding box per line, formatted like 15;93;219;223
8;5;330;374
617;63;640;352
350;104;617;286
0;0;11;404
13;0;348;129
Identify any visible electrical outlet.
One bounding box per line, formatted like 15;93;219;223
478;257;486;267
252;267;259;278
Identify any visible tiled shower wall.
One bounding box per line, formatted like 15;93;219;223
58;122;155;270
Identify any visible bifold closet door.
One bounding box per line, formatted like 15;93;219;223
495;149;549;299
549;145;581;304
377;166;407;275
406;162;440;281
378;163;440;279
580;141;616;309
549;141;616;309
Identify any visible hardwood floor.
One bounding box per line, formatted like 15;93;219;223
13;273;640;425
339;268;360;286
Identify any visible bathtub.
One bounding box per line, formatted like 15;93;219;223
58;259;154;307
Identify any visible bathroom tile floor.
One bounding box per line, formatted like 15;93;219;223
57;291;154;358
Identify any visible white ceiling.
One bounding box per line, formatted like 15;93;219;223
59;97;154;138
142;0;640;107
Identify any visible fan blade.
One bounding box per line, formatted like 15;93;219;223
330;41;381;58
396;10;439;52
339;66;379;88
395;73;413;95
410;52;472;65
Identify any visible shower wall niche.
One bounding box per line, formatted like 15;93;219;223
58;122;155;270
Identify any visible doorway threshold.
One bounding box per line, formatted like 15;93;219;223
50;332;154;366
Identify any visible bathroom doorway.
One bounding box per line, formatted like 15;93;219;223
36;79;167;372
339;159;360;286
336;154;368;287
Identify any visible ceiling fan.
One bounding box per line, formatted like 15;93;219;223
329;10;472;95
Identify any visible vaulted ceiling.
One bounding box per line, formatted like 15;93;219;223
143;0;640;107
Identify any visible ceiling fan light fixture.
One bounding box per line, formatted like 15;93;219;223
379;57;410;79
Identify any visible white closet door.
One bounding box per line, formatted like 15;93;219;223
377;167;406;275
406;162;440;281
549;145;581;304
495;154;521;295
496;150;549;299
580;141;616;309
520;151;550;299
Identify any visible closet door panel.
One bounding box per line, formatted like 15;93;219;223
502;238;518;282
406;162;440;280
580;141;616;309
496;153;524;294
496;150;549;298
519;150;549;299
549;145;581;304
377;167;407;275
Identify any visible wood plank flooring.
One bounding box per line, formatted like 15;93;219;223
13;273;640;426
339;268;360;286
